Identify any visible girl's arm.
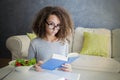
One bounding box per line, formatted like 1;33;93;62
28;42;36;59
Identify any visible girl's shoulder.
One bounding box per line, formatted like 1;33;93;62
30;37;43;44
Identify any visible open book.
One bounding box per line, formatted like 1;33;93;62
41;53;79;70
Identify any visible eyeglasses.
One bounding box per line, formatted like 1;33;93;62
45;21;61;30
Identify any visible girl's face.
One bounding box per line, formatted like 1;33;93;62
45;14;61;36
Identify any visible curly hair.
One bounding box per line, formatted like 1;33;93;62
32;6;74;42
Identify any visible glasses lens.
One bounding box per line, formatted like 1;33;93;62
55;26;60;30
48;25;54;29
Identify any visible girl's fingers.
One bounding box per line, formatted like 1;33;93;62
35;67;43;72
34;61;44;72
60;68;71;72
60;64;72;72
37;61;44;66
34;64;43;72
62;63;71;68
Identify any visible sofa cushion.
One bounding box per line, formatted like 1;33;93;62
80;32;109;57
71;54;120;73
72;27;111;57
27;33;37;40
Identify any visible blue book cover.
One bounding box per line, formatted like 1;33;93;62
41;54;79;70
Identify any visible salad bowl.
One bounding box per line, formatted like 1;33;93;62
8;58;36;72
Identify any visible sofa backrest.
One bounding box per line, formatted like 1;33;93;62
72;27;111;57
112;29;120;60
6;27;120;60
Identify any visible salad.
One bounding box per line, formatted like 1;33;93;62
10;58;36;66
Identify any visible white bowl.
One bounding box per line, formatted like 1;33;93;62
15;65;33;72
9;60;16;66
9;60;33;72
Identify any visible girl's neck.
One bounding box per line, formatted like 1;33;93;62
44;36;58;42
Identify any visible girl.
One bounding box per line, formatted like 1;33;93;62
28;6;73;72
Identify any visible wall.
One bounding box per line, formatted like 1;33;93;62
0;0;120;58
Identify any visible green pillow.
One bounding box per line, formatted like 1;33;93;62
27;33;37;40
80;32;109;57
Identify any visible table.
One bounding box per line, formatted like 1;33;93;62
0;65;120;80
72;68;120;80
0;66;80;80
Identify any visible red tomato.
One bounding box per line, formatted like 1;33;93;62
15;62;22;66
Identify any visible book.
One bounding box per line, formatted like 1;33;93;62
41;53;79;70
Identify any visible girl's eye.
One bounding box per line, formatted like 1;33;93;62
49;23;54;26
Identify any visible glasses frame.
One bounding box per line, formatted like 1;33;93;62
45;21;61;30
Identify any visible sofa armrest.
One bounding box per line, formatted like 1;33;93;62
112;29;120;62
6;35;30;60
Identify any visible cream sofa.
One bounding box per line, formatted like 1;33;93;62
6;27;120;73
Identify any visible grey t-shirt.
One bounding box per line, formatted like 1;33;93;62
28;38;68;62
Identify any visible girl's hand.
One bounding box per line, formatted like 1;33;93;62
59;63;72;72
34;61;44;72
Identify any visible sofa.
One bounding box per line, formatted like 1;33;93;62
6;27;120;74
